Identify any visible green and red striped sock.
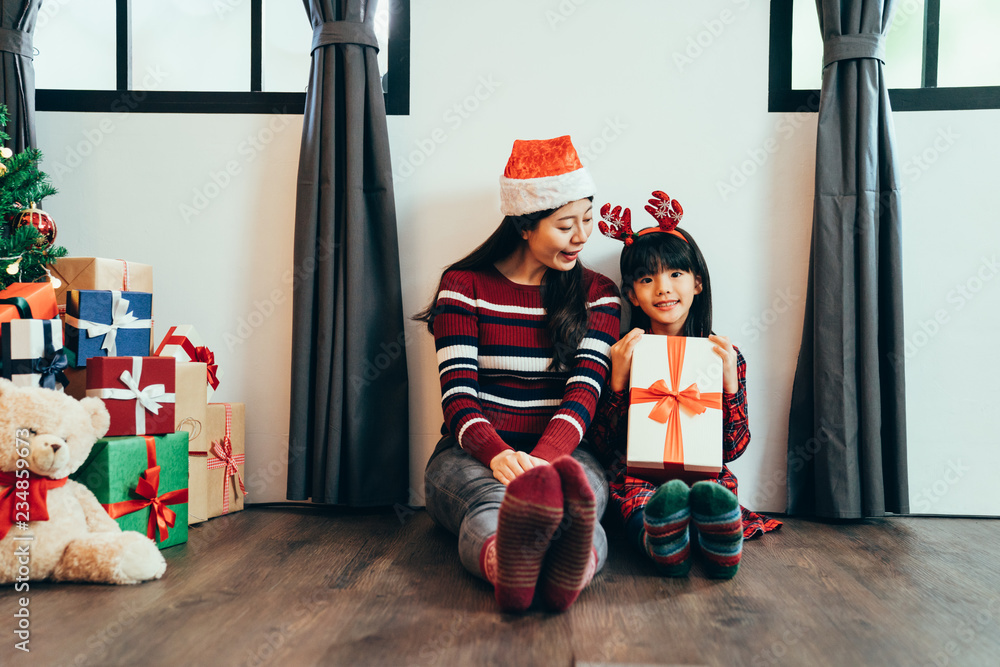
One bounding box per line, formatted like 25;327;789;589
690;481;743;579
642;479;692;577
540;456;598;611
493;464;564;612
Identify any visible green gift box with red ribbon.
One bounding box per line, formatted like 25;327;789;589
71;432;189;549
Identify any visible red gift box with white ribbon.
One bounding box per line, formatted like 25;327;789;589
86;356;176;437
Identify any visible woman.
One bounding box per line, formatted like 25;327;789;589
415;136;621;612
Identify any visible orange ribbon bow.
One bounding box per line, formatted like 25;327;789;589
629;337;723;467
102;436;188;543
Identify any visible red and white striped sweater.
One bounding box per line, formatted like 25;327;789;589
433;266;622;466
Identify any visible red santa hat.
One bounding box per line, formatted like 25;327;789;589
499;135;596;216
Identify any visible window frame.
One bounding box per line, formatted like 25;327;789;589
35;0;410;115
769;0;1000;112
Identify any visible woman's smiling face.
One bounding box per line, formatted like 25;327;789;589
522;198;594;272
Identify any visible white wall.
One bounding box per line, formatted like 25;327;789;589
36;0;999;515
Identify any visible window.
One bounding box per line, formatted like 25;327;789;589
34;0;410;115
769;0;1000;112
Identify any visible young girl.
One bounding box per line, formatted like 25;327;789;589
415;136;622;612
589;191;781;579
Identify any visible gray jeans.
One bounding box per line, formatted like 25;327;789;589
424;435;609;581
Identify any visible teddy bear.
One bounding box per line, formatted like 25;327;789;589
0;379;166;584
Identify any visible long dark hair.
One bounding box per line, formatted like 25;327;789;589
619;227;713;336
414;200;592;371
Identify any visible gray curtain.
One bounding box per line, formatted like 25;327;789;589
287;0;409;506
0;0;39;151
786;0;908;518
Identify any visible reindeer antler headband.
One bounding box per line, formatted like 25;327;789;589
598;191;685;246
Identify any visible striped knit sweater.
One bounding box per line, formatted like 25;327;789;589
434;266;622;466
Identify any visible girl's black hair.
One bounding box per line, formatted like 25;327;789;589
413;198;593;371
619;227;713;336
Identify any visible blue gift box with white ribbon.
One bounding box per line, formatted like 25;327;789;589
1;318;69;390
63;290;153;367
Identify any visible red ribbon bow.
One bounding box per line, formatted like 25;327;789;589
0;472;68;540
162;332;220;391
193;346;220;390
206;403;245;514
101;436;188;543
629;337;723;467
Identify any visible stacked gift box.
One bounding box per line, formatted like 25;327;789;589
4;256;246;550
1;282;67;391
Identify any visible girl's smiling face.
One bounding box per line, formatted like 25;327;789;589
628;267;702;336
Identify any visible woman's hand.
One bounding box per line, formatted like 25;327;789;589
709;333;739;394
608;328;643;393
490;449;549;485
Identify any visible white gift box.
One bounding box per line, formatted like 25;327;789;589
1;318;67;390
626;335;723;482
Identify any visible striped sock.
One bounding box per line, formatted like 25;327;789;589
540;456;598;611
690;481;743;579
494;464;564;612
642;479;692;577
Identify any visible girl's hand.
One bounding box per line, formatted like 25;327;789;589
609;328;644;393
709;334;739;394
490;449;548;485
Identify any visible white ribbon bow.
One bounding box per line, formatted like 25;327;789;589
92;357;175;435
64;291;151;356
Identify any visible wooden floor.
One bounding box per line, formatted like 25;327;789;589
3;507;998;666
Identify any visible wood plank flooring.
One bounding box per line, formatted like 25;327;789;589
2;507;998;666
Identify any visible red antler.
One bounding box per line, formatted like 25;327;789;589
644;190;683;232
599;203;634;245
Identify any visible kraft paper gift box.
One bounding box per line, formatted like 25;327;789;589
1;318;68;390
172;362;210;524
189;402;245;523
627;335;724;483
0;282;58;327
86;356;176;436
50;257;153;310
154;325;221;400
71;432;189;549
63;289;152;367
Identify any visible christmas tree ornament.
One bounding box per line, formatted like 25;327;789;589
15;202;57;249
5;257;20;275
0;147;12;158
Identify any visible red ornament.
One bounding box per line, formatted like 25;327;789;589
16;202;57;249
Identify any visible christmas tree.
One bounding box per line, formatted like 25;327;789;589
0;103;65;291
